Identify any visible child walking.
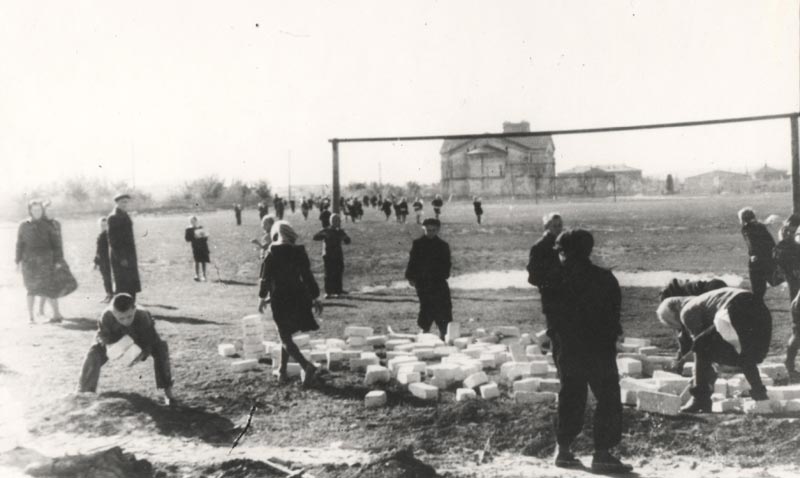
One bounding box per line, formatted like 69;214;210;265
185;216;210;281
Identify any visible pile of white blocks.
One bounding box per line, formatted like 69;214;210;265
242;314;267;360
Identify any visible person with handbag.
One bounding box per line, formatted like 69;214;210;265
258;221;323;386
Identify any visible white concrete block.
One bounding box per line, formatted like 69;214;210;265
365;390;387;408
464;372;489;389
388;355;419;373
412;347;436;360
456;388;477;401
386;351;413;359
638;346;659;356
513;378;541;393
395;343;418;353
243;334;264;345
385;339;412;351
364;365;391;385
514;391;557;404
409;382;438;400
107;335;136;360
397;371;421;385
479;353;496;369
621;389;639;405
760;363;789;381
474;328;487;337
782;399;800;412
326;338;346;349
480;382;500;399
350;354;380;372
525;345;542;356
493;326;520;337
636;390;681;416
714;379;728;397
396;361;428;376
345;326;374;337
509;343;527;362
538;378;561;393
309;350;328;363
501;361;533;381
458;362;482;379
417;333;444;345
430;375;453;390
453;337;471;349
434;346;458;357
231;359;259;372
767;385;800;401
477;335;500;344
218;343;236;357
427;363;460;381
366;335;388;346
519;333;533;346
534;330;548;346
293;334;310;348
624;337;652;347
617;358;643;377
530;361;550;376
347;336;367;347
445;322;461;344
286;362;302;377
712;399;739;413
682;362;694;377
652;371;691;395
617;343;640;354
642;356;674;377
742;399;779;415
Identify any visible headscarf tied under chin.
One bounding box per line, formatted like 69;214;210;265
270;220;298;245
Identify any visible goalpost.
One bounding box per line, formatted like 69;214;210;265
328;112;800;214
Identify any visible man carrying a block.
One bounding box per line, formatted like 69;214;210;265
656;287;772;413
77;293;176;405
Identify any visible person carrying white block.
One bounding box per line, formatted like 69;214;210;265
77;293;176;405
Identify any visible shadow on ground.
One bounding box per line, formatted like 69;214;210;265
59;317;98;331
215;279;257;287
101;391;239;444
153;314;221;326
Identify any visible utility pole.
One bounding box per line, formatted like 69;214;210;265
332;140;340;213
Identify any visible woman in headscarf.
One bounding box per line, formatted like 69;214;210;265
258;221;323;386
15;200;76;323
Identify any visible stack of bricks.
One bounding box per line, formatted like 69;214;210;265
241;314;266;360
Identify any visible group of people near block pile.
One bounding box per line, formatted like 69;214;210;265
17;190;799;474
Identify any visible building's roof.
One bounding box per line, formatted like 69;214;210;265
685;170;750;180
440;136;552;155
558;167;615;177
558;164;641;176
753;164;787;175
466;144;508;156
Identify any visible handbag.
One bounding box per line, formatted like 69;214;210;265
50;261;79;298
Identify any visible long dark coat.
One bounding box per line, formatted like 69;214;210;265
16;218;75;297
742;221;776;282
184;227;210;263
259;244;320;335
405;235;453;330
107;207;141;295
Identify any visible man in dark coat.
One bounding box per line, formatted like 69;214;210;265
739;207;776;301
313;213;351;298
657;287;772;412
527;212;564;358
550;229;632;474
77;293;176;405
233;203;242;226
405;218;452;340
107;194;141;301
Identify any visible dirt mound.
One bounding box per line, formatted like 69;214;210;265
331;447;440;478
22;446;154;478
199;459;285;478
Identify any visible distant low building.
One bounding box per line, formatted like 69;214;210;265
683;170;751;193
440;121;556;197
556;164;643;195
752;164;788;182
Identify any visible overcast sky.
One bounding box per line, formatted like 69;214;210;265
1;1;798;198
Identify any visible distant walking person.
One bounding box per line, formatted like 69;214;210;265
412;197;423;224
313;213;351;298
550;229;632;473
405;218;452;340
398;197;409;224
16;200;75;323
431;194;444;220
185;216;211;282
300;197;310;220
259;221;323;386
739;207;776;301
94;217;114;303
108;193;141;301
381;197;393;221
233;203;242;226
275;195;285;220
77;293;176;405
289;199;296;214
527;212;564;359
257;201;269;220
319;203;332;229
473;196;483;224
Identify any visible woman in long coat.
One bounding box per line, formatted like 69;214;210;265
258;221;322;386
16;200;76;323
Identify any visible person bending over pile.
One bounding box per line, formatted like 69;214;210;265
656;287;772;413
259;221;323;386
77;293;176;405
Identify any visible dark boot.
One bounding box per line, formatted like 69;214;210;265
554;445;582;468
591;450;633;474
680;396;712;413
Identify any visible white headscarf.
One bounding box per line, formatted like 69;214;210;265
270;220;298;245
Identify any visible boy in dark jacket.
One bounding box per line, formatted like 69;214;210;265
405;218;452;340
313;213;351;298
94;217;113;303
739;207;776;301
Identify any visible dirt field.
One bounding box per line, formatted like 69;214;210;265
1;193;800;477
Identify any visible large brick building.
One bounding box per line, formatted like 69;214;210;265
440;121;556;197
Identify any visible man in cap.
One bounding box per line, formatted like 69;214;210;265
107;193;141;300
656;287;772;412
405;218;452;340
550;229;632;473
527;212;565;360
739;207;776;301
77;293;176;405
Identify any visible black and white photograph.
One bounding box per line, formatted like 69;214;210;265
2;2;800;477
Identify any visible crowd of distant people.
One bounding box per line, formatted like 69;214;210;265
14;189;800;474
